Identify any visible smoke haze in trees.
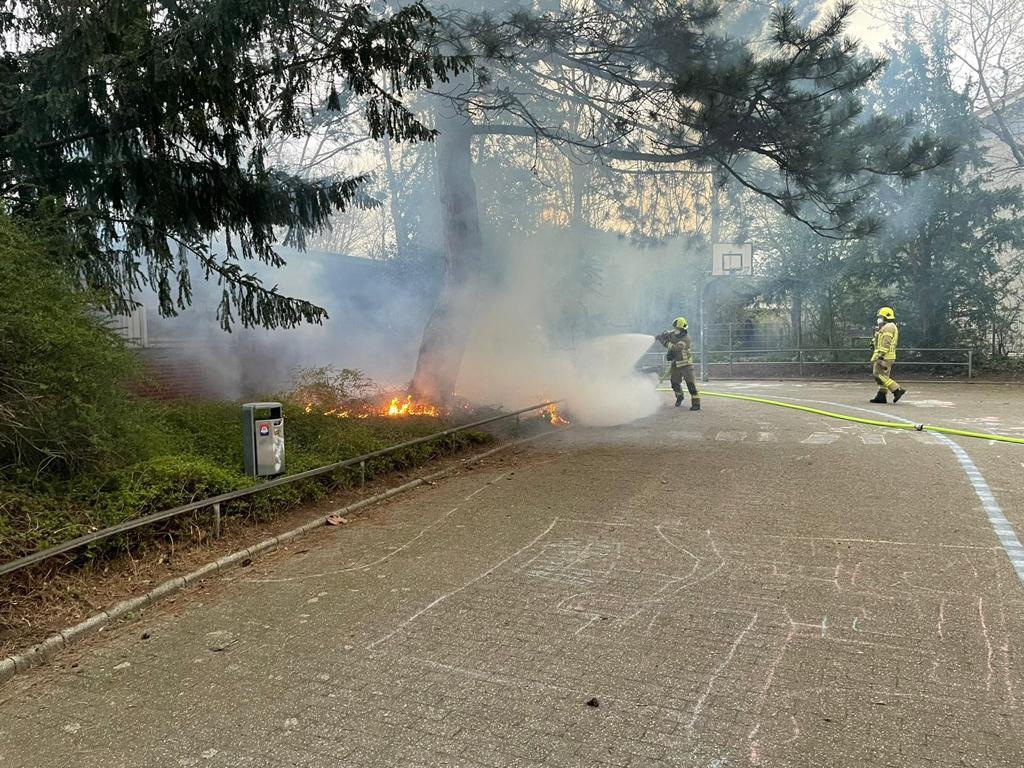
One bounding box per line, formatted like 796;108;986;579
139;247;441;398
453;227;697;425
139;223;695;427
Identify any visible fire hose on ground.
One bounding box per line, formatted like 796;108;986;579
655;384;1024;446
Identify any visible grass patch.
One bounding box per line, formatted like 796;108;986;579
1;400;492;567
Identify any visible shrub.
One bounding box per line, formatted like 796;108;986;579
284;365;383;412
0;214;149;479
1;402;492;564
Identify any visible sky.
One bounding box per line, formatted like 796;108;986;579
848;3;893;52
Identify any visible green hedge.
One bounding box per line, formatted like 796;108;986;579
1;402;491;565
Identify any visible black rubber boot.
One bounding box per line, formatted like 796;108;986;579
893;388;907;402
869;392;888;404
690;400;701;411
675;393;684;407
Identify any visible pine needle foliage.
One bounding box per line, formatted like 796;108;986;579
0;0;470;329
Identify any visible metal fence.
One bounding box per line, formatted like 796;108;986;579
700;321;794;352
640;347;973;379
0;401;557;578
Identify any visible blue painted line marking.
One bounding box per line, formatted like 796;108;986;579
763;393;1024;588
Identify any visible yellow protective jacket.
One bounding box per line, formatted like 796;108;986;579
872;322;899;362
656;329;693;366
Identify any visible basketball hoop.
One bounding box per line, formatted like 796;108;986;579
712;243;754;276
701;243;755;383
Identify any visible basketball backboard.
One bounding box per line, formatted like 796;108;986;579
712;243;754;276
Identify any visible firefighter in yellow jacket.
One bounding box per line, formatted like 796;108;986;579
869;307;907;404
656;317;700;410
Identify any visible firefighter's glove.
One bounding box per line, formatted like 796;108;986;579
666;352;674;362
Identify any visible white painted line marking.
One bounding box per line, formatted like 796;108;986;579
248;472;513;583
367;518;559;650
687;612;759;732
802;433;839;445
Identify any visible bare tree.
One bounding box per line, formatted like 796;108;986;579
872;0;1024;174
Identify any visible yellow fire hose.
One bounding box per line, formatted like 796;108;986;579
655;386;1024;446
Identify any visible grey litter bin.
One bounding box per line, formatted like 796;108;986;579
242;402;285;478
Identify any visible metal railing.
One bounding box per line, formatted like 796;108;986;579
700;322;794;351
640;348;974;378
0;401;558;578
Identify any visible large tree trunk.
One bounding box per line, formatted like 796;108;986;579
912;244;937;346
409;104;482;401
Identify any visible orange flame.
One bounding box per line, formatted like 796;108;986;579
304;394;442;419
545;404;570;425
386;395;439;417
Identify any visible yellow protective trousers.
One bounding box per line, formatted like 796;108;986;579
873;359;900;393
671;363;700;400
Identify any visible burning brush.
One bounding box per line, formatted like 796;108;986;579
304;394;444;419
543;404;570;425
385;395;440;417
289;367;445;421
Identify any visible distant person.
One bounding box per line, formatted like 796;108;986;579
656;317;700;410
869;306;907;404
742;317;755;349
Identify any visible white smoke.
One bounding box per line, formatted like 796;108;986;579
139;246;439;398
137;219;690;423
453;228;670;426
557;333;662;426
455;325;660;426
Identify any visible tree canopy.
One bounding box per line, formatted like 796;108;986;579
0;0;469;329
398;0;965;398
874;0;1024;177
441;0;955;238
868;24;1024;347
751;21;1024;351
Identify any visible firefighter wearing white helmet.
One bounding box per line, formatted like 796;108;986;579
869;306;907;404
656;316;700;410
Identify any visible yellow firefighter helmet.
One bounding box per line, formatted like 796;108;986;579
673;316;689;330
877;306;895;322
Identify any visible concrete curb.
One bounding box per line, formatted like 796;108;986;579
0;434;547;688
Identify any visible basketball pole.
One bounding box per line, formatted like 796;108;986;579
704;185;719;385
699;274;709;383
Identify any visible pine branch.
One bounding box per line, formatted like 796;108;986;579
0;0;468;330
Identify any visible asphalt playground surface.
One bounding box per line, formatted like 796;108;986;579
2;380;1023;767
